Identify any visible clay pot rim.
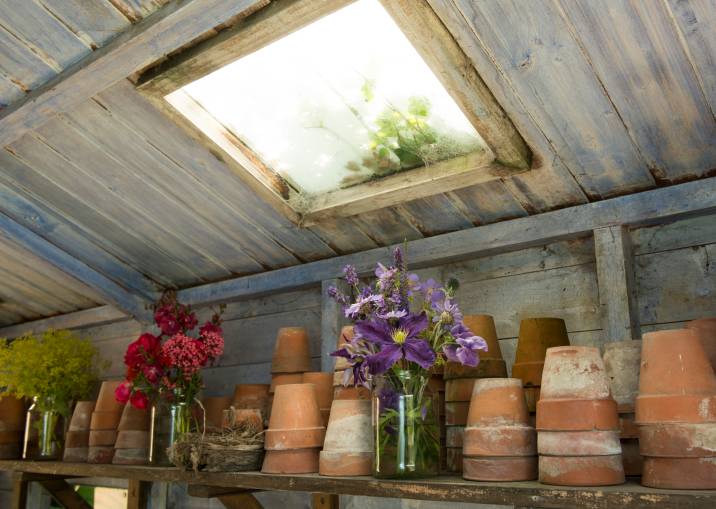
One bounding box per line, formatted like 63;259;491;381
545;345;600;356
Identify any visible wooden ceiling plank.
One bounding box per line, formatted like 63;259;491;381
349;208;424;247
0;211;152;321
378;0;530;169
559;0;716;182
0;0;268;148
308;218;380;256
177;176;716;306
0;26;57;90
0;75;24;108
396;194;474;237
0;264;84;316
37;0;132;49
447;180;529;225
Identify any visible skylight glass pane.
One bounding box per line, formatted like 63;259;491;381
169;0;487;195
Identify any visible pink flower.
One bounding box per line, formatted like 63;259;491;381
130;390;149;409
199;321;223;337
201;331;224;360
162;334;208;376
115;382;131;404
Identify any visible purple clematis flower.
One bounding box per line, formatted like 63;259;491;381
344;293;384;320
432;296;463;325
443;324;488;367
377;309;408;320
356;313;435;375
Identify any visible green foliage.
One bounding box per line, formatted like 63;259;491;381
0;329;106;416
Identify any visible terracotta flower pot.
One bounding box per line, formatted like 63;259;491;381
265;384;324;450
538;430;622;456
334;384;370;401
302;372;334;427
118;404;149;432
464;456;538;482
90;411;122;431
69;401;96;432
222;408;264;430
444;315;507;380
0;396;25;432
636;329;716;424
319;399;372;476
621;438;643;477
334;326;354;371
202;396;233;430
63;447;89;463
466;378;530;427
537;346;619;432
270;373;304;393
112;448;148;466
642;457;716;489
687;318;716;371
639;423;716;457
512;318;569;387
271;327;312;374
445;379;476;402
539;455;625;486
89;430;118;447
232;384;270;416
65;431;90;449
619;414;639;439
87;446;115;464
262;448;319;474
603;340;642;413
95;380;125;413
114;430;149;449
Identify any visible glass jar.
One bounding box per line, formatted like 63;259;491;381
23;396;66;460
149;389;194;466
372;369;439;478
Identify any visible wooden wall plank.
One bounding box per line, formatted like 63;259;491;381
448;0;655;198
667;0;716;115
559;0;716;182
631;214;716;255
321;279;349;372
37;0;131;49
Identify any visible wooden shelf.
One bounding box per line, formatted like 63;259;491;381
1;461;715;509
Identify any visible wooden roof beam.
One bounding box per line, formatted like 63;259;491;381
0;0;268;148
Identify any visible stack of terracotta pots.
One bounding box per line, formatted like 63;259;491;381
319;399;372;476
463;378;537;481
603;339;643;476
687;318;716;372
232;384;271;424
303;372;334;427
262;383;325;474
0;396;25;459
270;327;312;410
635;329;716;489
333;326;370;401
443;315;507;473
202;396;232;430
537;346;625;486
112;404;150;465
63;401;95;462
88;381;125;464
512;318;570;417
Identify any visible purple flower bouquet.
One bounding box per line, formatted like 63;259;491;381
329;248;487;478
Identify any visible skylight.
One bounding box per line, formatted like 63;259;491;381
166;0;488;197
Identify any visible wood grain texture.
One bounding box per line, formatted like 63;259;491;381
37;0;131;49
559;0;716;182
0;462;713;508
395;194;474;236
631;214;716;255
594;226;640;342
0;305;129;339
447;180;528;225
0;26;57;89
321;279;349;372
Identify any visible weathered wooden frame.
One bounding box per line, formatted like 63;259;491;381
136;0;532;224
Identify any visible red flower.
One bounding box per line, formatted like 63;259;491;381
201;331;224;360
115;382;131;404
162;334;208;376
138;333;160;354
130;390;149;409
142;365;161;384
199;321;223;337
124;341;142;368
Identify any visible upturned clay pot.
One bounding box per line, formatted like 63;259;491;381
636;329;716;424
334;326;354;371
538;430;622;456
63;447;89;463
0;396;25;432
223;408;264;430
621;438;643;477
202;396;233;429
112;448;148;466
319;399;372;476
466;378;530;427
89;430;118;447
232;384;271;416
270;373;304;393
265;384;324;450
65;431;90;449
463;456;538;482
114;430;149;449
687;318;716;371
302;372;334;426
118;404;149;432
444;315;507;379
537;346;619;432
642;457;716;489
90;411;122;431
512;318;569;387
619;414;639;439
271;327;312;373
262;448;320;474
334;384;370;401
639;423;716;457
539;455;625;486
87;446;115;464
603;340;642;412
95;381;125;413
69;401;96;431
445;379;476;402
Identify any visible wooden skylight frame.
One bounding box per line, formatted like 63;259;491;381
137;0;531;226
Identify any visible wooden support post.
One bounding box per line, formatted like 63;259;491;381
37;479;91;509
594;226;641;342
312;493;339;509
127;479;150;509
321;279;350;372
